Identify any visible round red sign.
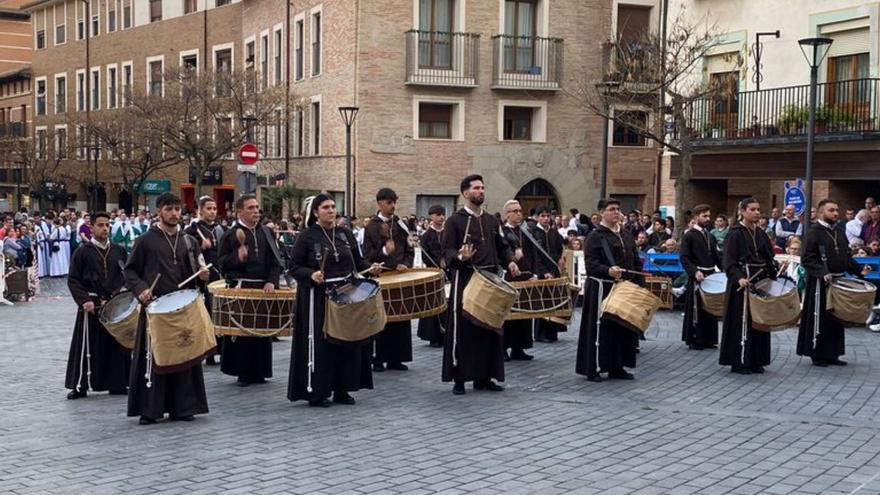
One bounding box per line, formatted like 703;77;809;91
239;143;260;165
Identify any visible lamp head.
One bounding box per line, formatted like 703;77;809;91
798;37;833;70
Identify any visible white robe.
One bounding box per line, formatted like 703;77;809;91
34;221;51;278
48;225;71;277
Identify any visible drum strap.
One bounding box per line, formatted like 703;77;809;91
520;226;561;277
599;237;617;267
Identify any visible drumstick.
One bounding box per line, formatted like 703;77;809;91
235;229;246;246
357;265;393;276
195;226;208;242
177;263;213;289
737;269;764;292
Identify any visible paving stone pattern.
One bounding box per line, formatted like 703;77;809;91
1;278;879;494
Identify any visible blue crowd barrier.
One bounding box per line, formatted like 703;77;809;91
643;253;684;276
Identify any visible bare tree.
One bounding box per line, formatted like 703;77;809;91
567;9;743;235
128;67;287;197
0;130;69;210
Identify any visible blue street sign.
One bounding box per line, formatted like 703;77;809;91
783;179;806;216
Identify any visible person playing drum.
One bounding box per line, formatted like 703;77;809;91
65;211;131;400
531;205;567;343
416;204;446;348
124;193;211;425
363;188;415;372
441;175;520;395
575;198;645;382
719;197;778;375
185;196;226;366
797;198;871;367
216;194;284;387
500;200;538;361
680;204;721;350
286;194;382;408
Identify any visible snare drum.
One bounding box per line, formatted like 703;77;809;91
208;280;296;337
146;289;217;374
749;278;800;331
323;278;387;344
99;291;140;350
601;280;663;335
462;270;519;333
827;278;876;327
377;268;447;322
507;277;575;321
698;273;728;319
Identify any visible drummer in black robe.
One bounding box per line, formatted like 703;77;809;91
65;212;130;399
125;193;211;424
416;205;446;347
680;204;721;350
501;200;537;361
441;175;520;395
797;198;871;366
216;194;283;386
575;198;644;382
719;197;778;375
531;205;567;343
185;196;225;365
287;194;382;407
363;188;415;371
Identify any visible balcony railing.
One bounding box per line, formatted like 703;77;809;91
0;122;25;138
405;30;479;87
688;78;880;142
492;35;563;90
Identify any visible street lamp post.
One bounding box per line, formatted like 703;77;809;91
595;81;619;199
239;115;258;195
80;0;96;211
798;37;833;239
338;106;359;217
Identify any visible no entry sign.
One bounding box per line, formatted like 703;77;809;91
238;143;259;165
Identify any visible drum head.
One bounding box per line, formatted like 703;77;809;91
753;278;796;297
101;292;139;324
833;278;875;292
329;279;380;305
147;289;200;314
379;269;440;285
700;273;727;295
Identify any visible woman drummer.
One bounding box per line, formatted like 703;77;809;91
286;194;382;407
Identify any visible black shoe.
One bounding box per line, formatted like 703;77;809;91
828;359;848;366
429;342;443;348
172;415;195;422
707;345;718;349
812;359;828;367
504;352;512;362
608;369;634;380
236;377;252;387
751;366;765;374
66;389;87;400
386;362;409;371
249;377;268;384
731;366;752;375
452;382;466;395
372;362;386;372
586;373;603;383
308;399;332;408
474;380;504;391
332;392;356;405
138;417;157;425
688;345;704;350
535;337;551;343
108;388;128;395
205;356;218;366
511;350;534;361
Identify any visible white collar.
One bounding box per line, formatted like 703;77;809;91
431;223;444;232
377;212;393;222
693;224;704;232
464;206;483;217
237;218;257;230
504;221;520;229
600;222;620;233
91;238;109;250
537;222;550;232
818;219;833;229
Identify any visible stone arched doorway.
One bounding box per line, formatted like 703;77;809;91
515;178;560;215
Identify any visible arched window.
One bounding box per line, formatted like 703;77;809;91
515;178;559;214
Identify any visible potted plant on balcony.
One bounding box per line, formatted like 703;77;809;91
776;105;809;135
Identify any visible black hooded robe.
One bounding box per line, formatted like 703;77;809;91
531;223;567;342
679;227;721;349
417;226;445;346
501;223;537;353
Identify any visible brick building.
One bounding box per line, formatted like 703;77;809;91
24;0;658;217
0;1;31;210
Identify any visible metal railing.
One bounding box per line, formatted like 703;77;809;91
492;35;563;90
688;78;880;141
405;30;479;87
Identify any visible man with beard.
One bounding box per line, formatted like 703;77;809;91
363;188;415;371
500;200;536;361
65;212;130;399
575;198;644;382
416;205;446;347
125;193;210;424
441;175;519;395
531;205;566;343
719;198;778;375
797;199;871;366
680;205;721;350
185;196;226;365
216;194;284;386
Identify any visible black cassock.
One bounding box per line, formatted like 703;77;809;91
287;225;373;402
66;242;131;392
363;214;415;365
417;226;445;345
501;223;537;352
575;225;643;376
185;220;224;358
531;224;567;342
679;227;720;349
216;222;283;381
441;209;513;383
797;222;864;362
719;223;777;369
125;227;209;420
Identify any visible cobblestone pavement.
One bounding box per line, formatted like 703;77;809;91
1;278;880;494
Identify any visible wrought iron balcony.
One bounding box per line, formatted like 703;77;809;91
405;30;479;87
688;78;880;144
492;35;563;90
